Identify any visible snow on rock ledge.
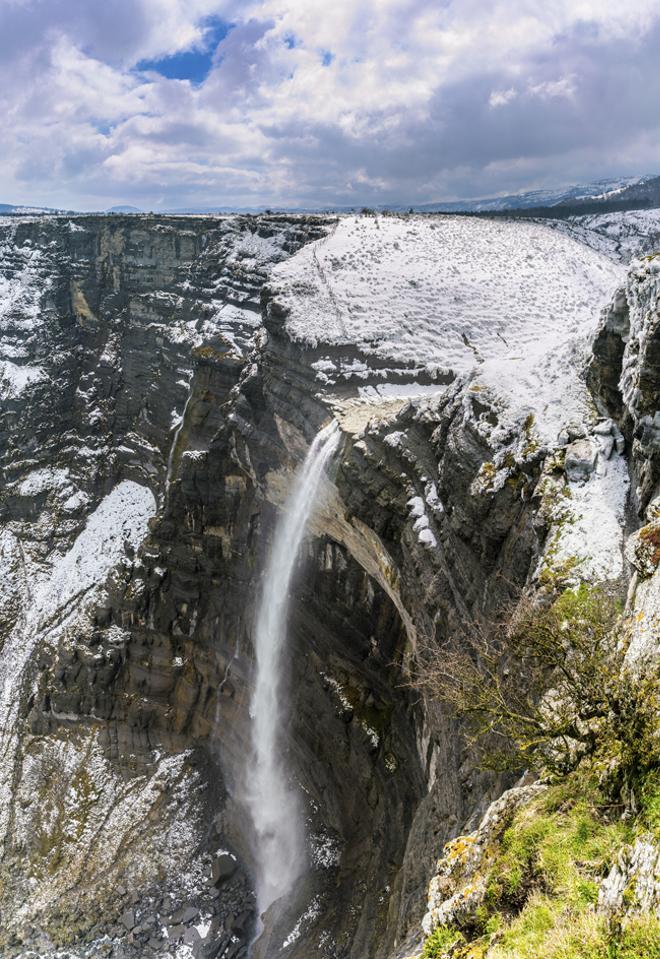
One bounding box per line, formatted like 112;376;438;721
34;479;156;619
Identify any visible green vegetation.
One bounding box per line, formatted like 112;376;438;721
491;908;660;959
415;584;658;798
478;461;498;490
537;552;581;591
422;926;465;957
192;343;232;361
521;413;539;457
638;523;660;570
418;578;659;959
422;773;660;959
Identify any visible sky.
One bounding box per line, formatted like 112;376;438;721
0;0;659;211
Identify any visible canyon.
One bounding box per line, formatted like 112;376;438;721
0;209;658;959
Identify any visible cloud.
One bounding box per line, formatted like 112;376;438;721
0;0;658;208
489;88;518;108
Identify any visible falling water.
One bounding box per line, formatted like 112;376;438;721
246;420;341;923
165;391;192;491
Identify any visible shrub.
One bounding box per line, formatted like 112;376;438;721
413;585;658;805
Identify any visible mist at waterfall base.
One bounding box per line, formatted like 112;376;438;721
244;421;341;945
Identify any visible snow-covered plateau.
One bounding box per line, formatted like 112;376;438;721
270;214;624;441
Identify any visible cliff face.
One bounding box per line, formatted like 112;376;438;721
589;253;660;668
0;213;335;957
590;254;660;514
0;211;654;959
417;254;660;959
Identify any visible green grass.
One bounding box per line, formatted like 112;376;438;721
638;769;660;836
421;772;659;959
483;785;628;918
490;909;660;959
422;926;464;957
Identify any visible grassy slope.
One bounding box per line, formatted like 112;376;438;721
422;770;660;959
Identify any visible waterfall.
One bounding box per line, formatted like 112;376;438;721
165;391;192;491
246;420;341;922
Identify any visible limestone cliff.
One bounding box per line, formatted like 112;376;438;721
0;210;656;959
417;235;660;959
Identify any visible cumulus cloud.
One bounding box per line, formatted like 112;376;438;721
0;0;658;208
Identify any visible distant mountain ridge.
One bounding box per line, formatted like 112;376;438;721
414;175;659;213
487;174;660;219
0;202;70;215
2;173;659;218
107;205;143;214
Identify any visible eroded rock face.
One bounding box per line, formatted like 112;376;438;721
0;213;334;957
421;782;546;936
589;255;660;668
590;256;660;513
0;211;649;959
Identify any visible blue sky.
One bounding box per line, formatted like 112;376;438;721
0;1;659;210
138;16;231;83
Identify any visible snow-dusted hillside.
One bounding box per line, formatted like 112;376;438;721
550;208;660;263
270;215;624;441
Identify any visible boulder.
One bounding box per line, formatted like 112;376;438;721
212;854;237;885
625;519;660;579
599;838;660;915
565;438;598;482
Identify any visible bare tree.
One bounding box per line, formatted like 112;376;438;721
414;586;657;800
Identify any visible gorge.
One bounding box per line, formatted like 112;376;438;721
0;208;658;959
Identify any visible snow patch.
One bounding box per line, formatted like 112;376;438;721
543;453;629;584
0;359;47;398
551;209;660;263
407;495;438;549
16;467;71;497
282;895;323;949
0;481;156;846
34;481;156;619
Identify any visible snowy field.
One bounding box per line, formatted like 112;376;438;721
271;214;625;441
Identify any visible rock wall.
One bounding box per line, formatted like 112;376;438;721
1;213;653;959
590;252;660;667
590;254;660;514
0;213;334;957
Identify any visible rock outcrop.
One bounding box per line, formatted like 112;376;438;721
589;252;660;666
590;254;660;514
416;242;660;959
